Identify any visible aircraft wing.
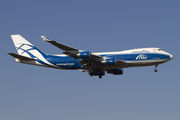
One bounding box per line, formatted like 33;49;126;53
41;36;102;57
41;36;127;69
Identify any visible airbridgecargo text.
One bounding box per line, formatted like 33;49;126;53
56;63;74;66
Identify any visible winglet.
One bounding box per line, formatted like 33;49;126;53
41;36;52;41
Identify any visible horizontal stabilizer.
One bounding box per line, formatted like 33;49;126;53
8;53;37;61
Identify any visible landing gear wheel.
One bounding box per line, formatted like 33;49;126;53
154;65;158;72
154;69;158;72
99;75;102;79
88;71;93;77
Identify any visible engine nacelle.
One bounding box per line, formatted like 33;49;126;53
101;58;117;65
77;51;91;58
89;70;105;76
107;68;123;75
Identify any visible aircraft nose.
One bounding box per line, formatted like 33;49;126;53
169;54;173;60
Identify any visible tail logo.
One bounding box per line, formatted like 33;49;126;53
16;43;39;58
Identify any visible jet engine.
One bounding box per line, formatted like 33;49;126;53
101;58;117;65
107;68;123;75
77;51;91;58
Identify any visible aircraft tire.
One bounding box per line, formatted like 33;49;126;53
99;75;102;79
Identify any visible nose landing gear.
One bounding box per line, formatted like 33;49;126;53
154;65;158;72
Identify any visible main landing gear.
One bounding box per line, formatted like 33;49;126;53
154;65;158;72
88;68;105;79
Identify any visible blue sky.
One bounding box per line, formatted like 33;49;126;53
0;0;180;120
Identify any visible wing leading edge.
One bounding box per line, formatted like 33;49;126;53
41;36;78;51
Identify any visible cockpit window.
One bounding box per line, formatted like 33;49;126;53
158;49;162;51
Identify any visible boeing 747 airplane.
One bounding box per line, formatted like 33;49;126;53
8;35;173;78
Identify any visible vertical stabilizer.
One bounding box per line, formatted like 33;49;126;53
10;35;58;68
11;35;46;59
